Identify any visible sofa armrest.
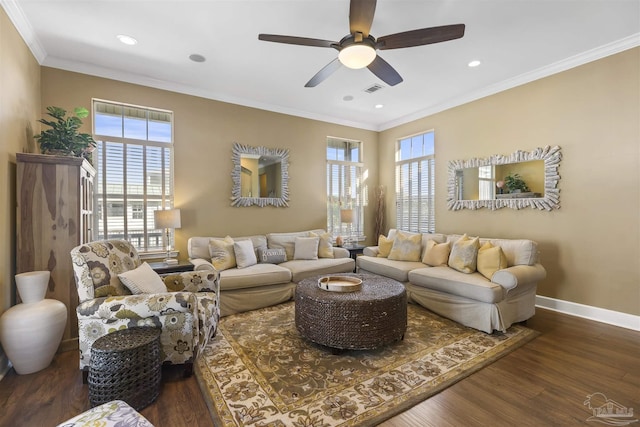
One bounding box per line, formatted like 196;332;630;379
492;263;547;292
363;246;380;257
332;247;350;258
190;258;215;271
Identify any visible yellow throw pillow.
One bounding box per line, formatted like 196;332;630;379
309;231;334;258
388;231;422;262
448;234;480;273
209;236;236;271
477;241;508;280
422;239;451;266
377;235;394;258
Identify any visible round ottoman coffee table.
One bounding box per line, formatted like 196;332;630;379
295;273;407;352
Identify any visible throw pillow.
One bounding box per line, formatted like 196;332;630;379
309;231;334;258
448;234;480;273
422;239;451;266
477;241;508;280
377;235;394;258
209;236;236;271
293;236;320;260
118;262;167;294
234;239;258;269
256;246;287;264
388;231;422;262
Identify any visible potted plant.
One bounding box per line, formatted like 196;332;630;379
504;173;530;193
34;106;96;161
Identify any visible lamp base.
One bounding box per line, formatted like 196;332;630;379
163;258;178;265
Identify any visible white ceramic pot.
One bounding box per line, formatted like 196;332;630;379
15;270;49;303
0;271;67;375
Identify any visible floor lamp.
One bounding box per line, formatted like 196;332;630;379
154;208;181;265
340;208;354;247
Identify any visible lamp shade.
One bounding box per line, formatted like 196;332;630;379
340;209;354;223
338;44;376;69
154;209;181;229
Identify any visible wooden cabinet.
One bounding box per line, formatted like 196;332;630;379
16;153;95;351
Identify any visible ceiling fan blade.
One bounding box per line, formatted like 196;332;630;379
349;0;377;37
377;24;465;50
367;55;403;86
259;34;337;48
305;58;342;87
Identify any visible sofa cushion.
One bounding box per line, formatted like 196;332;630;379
388;231;422;262
234;239;258;268
408;266;504;304
477;242;508;280
422;240;451;266
294;236;320;260
448;234;480;273
219;264;292;291
209;236;236;271
280;258;354;282
357;255;426;283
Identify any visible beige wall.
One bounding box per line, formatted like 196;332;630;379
0;8;41;368
379;48;640;316
40;67;379;261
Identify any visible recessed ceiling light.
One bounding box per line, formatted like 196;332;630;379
116;34;138;46
468;60;481;68
189;54;206;63
343;95;354;101
375;104;384;109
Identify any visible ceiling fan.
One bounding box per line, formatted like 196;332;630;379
258;0;465;87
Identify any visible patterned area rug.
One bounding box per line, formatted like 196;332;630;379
195;302;538;426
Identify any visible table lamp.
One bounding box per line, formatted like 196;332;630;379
154;208;181;265
340;208;354;246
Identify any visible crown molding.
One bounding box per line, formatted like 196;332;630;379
0;0;46;63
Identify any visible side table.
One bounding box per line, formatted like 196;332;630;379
340;244;366;272
148;261;194;275
88;327;162;410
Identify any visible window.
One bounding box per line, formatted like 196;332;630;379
327;138;365;241
396;131;435;233
92;100;174;254
478;165;495;200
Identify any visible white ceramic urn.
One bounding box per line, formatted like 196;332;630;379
0;271;67;375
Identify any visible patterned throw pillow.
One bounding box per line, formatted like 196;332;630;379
448;234;480;273
209;236;236;271
309;231;334;258
234;239;258;269
377;235;394;258
293;236;320;260
118;262;167;294
388;231;422;262
257;247;287;264
477;241;508;279
422;239;451;266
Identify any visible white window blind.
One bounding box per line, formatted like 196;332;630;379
92;100;174;254
396;131;435;233
326;138;365;240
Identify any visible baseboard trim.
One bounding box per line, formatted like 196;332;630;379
536;295;640;331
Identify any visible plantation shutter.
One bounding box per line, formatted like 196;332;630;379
395;156;435;233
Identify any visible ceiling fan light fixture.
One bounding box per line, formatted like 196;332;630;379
339;44;376;69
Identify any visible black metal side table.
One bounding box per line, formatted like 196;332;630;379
341;244;367;272
88;327;162;410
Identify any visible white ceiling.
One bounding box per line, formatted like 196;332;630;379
3;0;639;131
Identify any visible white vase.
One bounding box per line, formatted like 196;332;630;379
0;271;67;375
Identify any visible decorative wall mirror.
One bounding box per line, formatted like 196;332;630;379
447;145;561;211
231;142;289;207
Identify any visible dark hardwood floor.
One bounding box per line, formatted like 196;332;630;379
1;307;638;427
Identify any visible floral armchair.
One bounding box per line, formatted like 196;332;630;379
70;240;220;380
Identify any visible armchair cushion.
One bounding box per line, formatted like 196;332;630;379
118;262;167;294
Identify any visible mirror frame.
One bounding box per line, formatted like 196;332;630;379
231;142;290;207
447;145;562;211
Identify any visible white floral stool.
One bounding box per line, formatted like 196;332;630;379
56;400;155;427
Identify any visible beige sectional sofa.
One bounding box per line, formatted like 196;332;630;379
357;229;546;333
188;229;354;316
